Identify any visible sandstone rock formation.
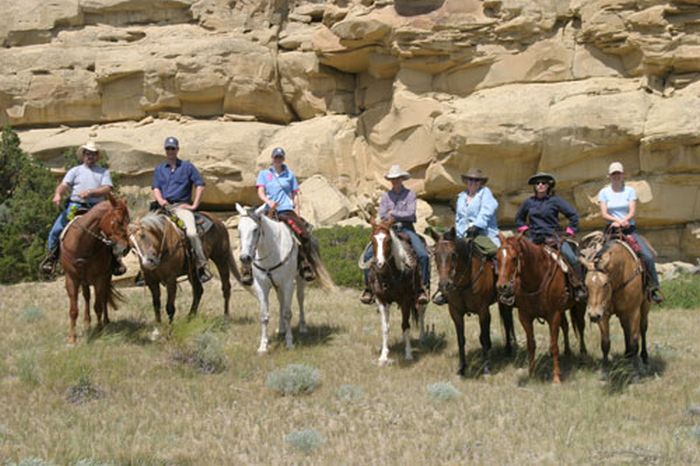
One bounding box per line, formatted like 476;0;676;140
3;0;699;260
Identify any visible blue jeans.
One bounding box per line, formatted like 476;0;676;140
630;232;660;289
47;202;95;252
362;227;430;288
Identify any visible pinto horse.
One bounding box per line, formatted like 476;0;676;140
59;194;130;344
128;210;242;323
496;233;587;384
582;240;649;370
430;228;515;375
365;218;427;365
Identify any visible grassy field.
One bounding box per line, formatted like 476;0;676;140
1;278;699;465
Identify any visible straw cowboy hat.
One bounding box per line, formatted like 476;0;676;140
461;168;488;184
384;165;410;180
79;141;100;155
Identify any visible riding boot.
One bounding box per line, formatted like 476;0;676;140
431;290;447;306
360;288;375;305
298;248;315;282
417;286;430;305
40;248;59;275
568;266;587;302
649;287;664;304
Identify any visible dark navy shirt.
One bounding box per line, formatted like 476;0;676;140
152;159;205;204
515;195;579;238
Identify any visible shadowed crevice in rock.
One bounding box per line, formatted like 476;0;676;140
394;0;446;17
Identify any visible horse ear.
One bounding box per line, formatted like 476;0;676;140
108;192;117;206
499;231;507;244
426;226;441;242
254;204;267;216
369;216;376;228
235;203;246;216
580;257;594;272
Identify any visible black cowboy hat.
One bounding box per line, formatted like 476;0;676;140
527;172;556;187
461;168;488;184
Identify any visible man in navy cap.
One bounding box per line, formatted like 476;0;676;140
151;136;211;283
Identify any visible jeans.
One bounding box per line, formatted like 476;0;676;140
362;226;430;288
47;201;96;252
630;232;660;289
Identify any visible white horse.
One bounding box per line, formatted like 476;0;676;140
236;203;306;353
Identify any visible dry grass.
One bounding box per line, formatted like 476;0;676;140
1;278;699;465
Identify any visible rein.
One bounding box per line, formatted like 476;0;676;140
250;217;296;289
507;239;558;298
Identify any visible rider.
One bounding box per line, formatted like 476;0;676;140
255;146;316;283
514;172;587;302
40;141;126;276
360;165;430;306
151;136;211;283
598;161;663;304
432;168;501;306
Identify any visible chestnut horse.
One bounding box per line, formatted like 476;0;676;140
365;218;427;365
128;210;242;323
59;194;131;344
430;228;516;376
496;233;587;383
582;240;649;370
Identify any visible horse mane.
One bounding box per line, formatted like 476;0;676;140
388;228;414;272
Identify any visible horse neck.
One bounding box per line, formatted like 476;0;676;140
258;215;294;260
388;229;410;272
518;239;552;287
601;243;634;285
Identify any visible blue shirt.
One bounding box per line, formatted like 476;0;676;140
152;159;204;204
63;164;112;204
515;194;579;238
455;186;501;246
598;185;637;225
256;164;299;212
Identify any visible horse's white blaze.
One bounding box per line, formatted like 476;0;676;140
374;231;387;266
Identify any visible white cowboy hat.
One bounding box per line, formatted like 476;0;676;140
80;141;100;154
384;165;410;180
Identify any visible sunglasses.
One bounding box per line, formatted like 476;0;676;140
535;181;549;186
84;150;98;156
466;178;481;182
165;147;178;151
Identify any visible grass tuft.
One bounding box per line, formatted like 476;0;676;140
21;306;45;322
285;428;325;454
336;383;365;402
72;459;114;466
173;331;228;374
266;364;321;396
7;459;55;466
426;382;461;401
603;358;640;394
16;352;40;387
65;368;105;404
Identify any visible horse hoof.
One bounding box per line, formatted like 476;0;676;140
378;358;394;366
149;328;161;341
552;377;561;385
299;325;308;334
257;348;268;355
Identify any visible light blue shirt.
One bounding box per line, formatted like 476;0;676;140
598;185;637;225
63;164;112;204
256;164;299;212
455;186;501;246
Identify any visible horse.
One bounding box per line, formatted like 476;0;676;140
495;233;587;384
429;228;516;376
235;204;335;354
364;218;427;365
582;240;650;371
59;194;131;344
128;209;242;324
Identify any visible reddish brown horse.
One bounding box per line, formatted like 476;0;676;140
582;240;650;371
128;210;242;323
430;228;515;376
59;194;131;344
365;218;427;365
496;233;587;384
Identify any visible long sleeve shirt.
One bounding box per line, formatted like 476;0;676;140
515;194;579;238
379;187;416;224
455;186;500;246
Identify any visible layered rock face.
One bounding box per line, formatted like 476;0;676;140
3;0;699;260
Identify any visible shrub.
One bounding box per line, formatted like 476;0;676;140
336;384;365;402
266;364;321;396
314;225;371;289
21;307;45;323
658;273;700;310
66;368;105;404
173;331;228;374
285;428;325;454
426;382;461;401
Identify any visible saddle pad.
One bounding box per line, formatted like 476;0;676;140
543;246;569;273
59;216;82;243
195;212;214;236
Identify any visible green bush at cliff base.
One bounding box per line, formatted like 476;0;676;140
658;273;700;310
314;225;370;290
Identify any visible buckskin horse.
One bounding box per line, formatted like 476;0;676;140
364;218;427;365
582;239;650;372
496;233;587;384
430;228;516;376
128;209;242;323
59;194;131;344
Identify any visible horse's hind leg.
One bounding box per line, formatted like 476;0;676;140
65;277;80;345
640;301;650;364
189;276;204;317
81;284;91;332
560;311;572;356
478;308;492;375
296;278;307;334
548;312;563;384
278;281;295;349
401;304;413;361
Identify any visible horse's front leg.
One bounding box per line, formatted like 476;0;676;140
571;302;587;356
377;302;392;365
598;315;611;376
146;277;162;323
417;303;427;343
518;310;536;378
449;304;467;376
165;280;177;323
478;307;492;375
188;274;204;317
296;276;307;334
401;303;413;362
255;282;271;354
560;310;571;356
276;280;295;350
549;311;562;384
65;277;80;345
498;303;516;356
640;301;650;365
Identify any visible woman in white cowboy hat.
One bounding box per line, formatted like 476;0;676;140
598;161;663;303
41;141;125;276
360;164;430;305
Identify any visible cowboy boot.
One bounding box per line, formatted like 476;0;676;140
568;265;587;302
431;290;447;306
417;286;430;305
298;249;315;282
40;248;59;275
360;288;375;305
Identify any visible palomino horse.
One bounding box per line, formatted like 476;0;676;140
582;240;649;370
496;233;587;384
364;218;427;365
430;228;516;375
59;194;131;344
128;210;242;323
235;204;335;354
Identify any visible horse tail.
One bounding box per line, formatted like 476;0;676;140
226;247;243;285
106;278;123;311
308;239;337;292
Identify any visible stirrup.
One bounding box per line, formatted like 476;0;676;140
360;289;374;305
417;289;429;305
431;290;447;306
197;267;213;283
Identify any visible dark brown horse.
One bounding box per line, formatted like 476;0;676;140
582;240;650;370
496;233;587;384
59;194;131;344
365;218;427;365
430;228;515;376
128;211;242;323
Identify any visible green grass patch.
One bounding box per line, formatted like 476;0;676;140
266;364;321;396
21;307;45;323
16;351;40;387
315;226;370;289
658;273;700;309
426;382;461;401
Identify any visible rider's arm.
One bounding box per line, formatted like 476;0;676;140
514;198;530;229
556;196;579;233
292;190;301;216
52;182;70;207
153;188;168;207
454;191;468;238
473;187;498;230
191;185;204;210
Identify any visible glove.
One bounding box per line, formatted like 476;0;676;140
565;226;575;237
466;225;478;238
517;225;529;233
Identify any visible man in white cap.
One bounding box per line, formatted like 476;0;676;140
41;141;125;275
360;164;430;305
151;136;211;283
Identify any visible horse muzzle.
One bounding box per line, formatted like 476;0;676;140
587;308;604;323
140;255;160;271
497;284;515;306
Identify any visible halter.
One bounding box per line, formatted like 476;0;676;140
129;216;180;265
245;215;296;289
